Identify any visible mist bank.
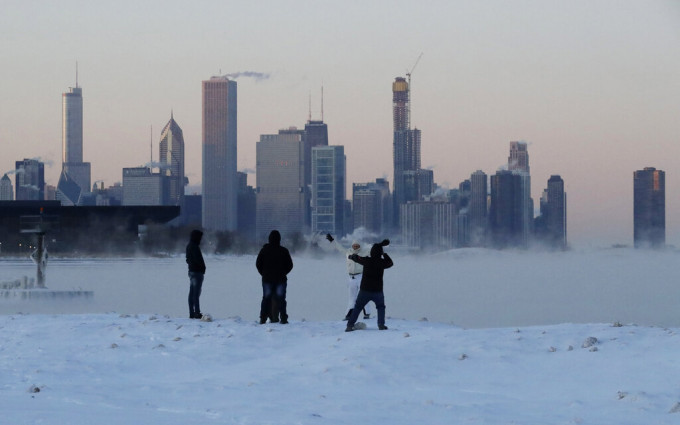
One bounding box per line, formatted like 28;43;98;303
2;247;679;329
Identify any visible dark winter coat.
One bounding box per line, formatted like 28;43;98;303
256;230;293;283
349;243;393;292
186;230;206;274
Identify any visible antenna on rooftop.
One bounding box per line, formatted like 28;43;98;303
75;61;79;88
150;125;153;165
321;84;324;122
308;90;312;122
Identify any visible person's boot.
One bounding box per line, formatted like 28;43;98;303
343;309;353;321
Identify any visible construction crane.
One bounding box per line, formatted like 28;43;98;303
406;52;423;131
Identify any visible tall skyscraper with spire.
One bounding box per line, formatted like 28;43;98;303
202;76;238;231
57;70;91;205
508;141;532;247
392;76;423;227
159;112;185;207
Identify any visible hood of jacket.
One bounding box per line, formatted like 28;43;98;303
190;229;203;244
268;230;281;246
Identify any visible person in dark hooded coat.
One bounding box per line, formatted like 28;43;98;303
345;239;393;331
186;229;206;319
255;230;294;324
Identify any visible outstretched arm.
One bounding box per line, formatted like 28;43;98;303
382;253;394;269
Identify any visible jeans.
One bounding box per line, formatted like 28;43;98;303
188;272;204;316
261;282;287;322
347;290;385;328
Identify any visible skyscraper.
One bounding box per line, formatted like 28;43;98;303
633;167;665;248
507;141;532;247
469;170;488;246
536;175;567;249
392;76;424;226
202;76;237;231
15;159;45;200
489;170;523;248
58;81;91;205
0;174;14;201
311;145;345;235
256;131;305;241
159;113;185;207
353;179;391;235
303;119;329;227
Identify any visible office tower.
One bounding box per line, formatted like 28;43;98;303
159;113;185;207
400;200;457;249
507;141;533;247
256;131;305;241
469;170;488;246
202;76;237;231
14;159;45;200
311;145;345;235
237;171;256;242
1;174;14;200
633;167;665;248
508;141;529;173
392;76;424;226
353;179;391;235
489;170;523;248
303;119;329;227
546;175;567;248
59;82;91;204
122;167;168;205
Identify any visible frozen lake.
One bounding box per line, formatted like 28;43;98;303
2;247;679;328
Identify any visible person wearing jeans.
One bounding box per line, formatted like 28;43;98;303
186;229;206;319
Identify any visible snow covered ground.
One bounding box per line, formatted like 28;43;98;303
2;247;680;423
3;314;680;424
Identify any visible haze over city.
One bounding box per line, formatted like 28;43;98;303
1;0;678;247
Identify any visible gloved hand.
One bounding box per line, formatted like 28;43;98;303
326;234;334;242
380;239;390;247
348;254;358;261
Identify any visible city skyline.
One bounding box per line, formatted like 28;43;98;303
1;1;678;246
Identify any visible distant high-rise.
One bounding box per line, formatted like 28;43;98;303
353;179;391;235
202;76;238;231
633;167;665;248
59;82;91;202
507;141;532;247
311;145;345;235
159;113;185;207
122;167;168;206
256;131;305;241
15;159;45;201
303;119;329;227
489;170;523;248
536;175;567;249
0;174;14;200
392;76;425;226
469;170;488;246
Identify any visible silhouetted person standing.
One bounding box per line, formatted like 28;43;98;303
345;239;393;331
256;230;294;324
186;229;206;319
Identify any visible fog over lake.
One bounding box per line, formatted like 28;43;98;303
2;247;679;329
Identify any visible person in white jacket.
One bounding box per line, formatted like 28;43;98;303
326;234;372;320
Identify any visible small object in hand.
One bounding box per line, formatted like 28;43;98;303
326;233;334;242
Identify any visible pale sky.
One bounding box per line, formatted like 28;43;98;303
1;0;679;247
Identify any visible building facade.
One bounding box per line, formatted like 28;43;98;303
59;84;91;203
159;113;185;207
489;170;523;248
633;167;665;248
122;167;168;206
256;131;305;241
352;179;391;235
1;174;14;201
202;76;238;231
469;170;488;246
15;159;45;201
311;145;345;235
